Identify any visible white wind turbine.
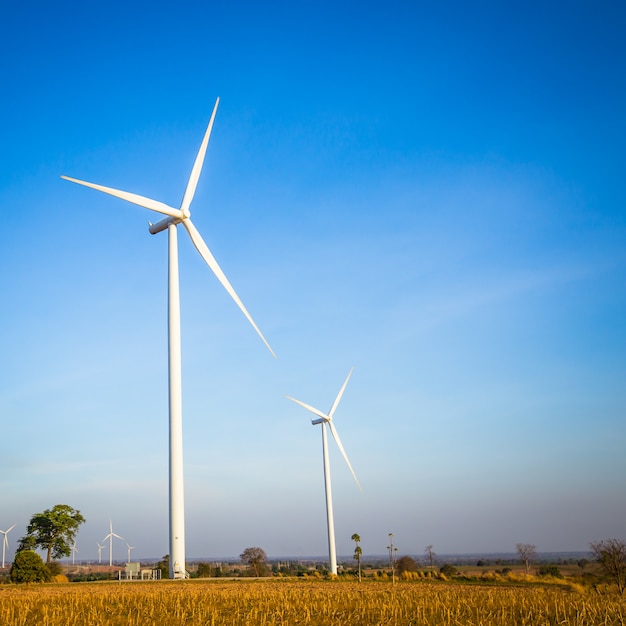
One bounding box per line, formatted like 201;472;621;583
126;543;135;563
285;367;361;575
0;524;16;569
71;542;78;566
62;98;275;578
102;520;124;567
96;542;105;564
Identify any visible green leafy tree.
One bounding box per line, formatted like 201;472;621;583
10;550;50;583
19;504;85;564
240;547;268;577
351;533;362;582
156;555;170;579
590;538;626;594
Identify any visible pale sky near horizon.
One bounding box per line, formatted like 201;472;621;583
1;0;625;564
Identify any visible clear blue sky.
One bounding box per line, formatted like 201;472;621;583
1;0;625;563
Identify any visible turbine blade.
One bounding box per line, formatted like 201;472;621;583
6;524;15;533
328;421;362;491
285;395;329;422
329;367;354;420
113;533;125;540
180;98;219;215
182;218;276;357
61;176;183;219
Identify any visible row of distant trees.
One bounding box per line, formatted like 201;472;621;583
6;504;626;593
347;535;626;593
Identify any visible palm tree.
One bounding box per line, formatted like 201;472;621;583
351;533;362;582
387;533;397;583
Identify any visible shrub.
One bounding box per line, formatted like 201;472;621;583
10;550;51;583
397;556;419;575
51;574;69;583
439;563;458;577
537;564;563;578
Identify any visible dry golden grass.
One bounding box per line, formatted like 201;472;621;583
0;578;625;625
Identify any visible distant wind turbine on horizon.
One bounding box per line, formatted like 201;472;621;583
102;520;124;567
62;97;275;578
286;367;361;575
96;542;105;564
0;524;16;569
126;543;135;563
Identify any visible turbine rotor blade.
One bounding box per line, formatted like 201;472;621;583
6;524;15;534
182;218;276;357
61;176;183;220
180;98;219;216
329;367;354;419
285;395;329;422
328;421;362;492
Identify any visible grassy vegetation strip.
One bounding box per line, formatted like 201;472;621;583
0;580;624;625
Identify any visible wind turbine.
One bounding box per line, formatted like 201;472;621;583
71;542;78;566
62;98;275;578
102;520;124;567
96;542;105;564
0;524;16;569
285;367;361;575
126;543;135;563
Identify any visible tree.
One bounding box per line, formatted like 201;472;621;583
516;543;536;575
425;544;436;569
387;533;398;583
351;533;362;582
590;538;626;594
10;550;50;583
397;555;418;576
240;547;268;577
156;555;170;579
19;504;85;564
439;563;458;577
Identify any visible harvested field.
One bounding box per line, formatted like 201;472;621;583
1;579;624;625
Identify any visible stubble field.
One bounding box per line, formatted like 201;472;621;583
1;579;625;625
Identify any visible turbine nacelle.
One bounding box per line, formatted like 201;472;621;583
149;216;181;235
311;417;329;425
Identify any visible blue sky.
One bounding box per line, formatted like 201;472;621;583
1;0;625;564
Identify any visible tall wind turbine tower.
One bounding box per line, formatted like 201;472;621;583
62;99;274;578
286;368;361;575
0;524;16;569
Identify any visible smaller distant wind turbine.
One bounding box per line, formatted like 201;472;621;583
126;543;135;563
102;520;124;567
96;542;105;564
71;542;78;566
285;367;361;575
0;524;16;568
